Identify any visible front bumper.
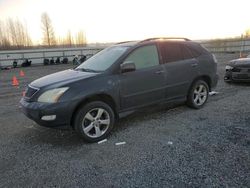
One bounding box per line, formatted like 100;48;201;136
224;70;250;82
20;98;76;129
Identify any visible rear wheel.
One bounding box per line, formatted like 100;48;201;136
187;80;209;109
74;101;115;142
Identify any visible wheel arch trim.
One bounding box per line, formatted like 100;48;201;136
70;93;117;128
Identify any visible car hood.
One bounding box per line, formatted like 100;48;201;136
229;58;250;68
30;69;98;88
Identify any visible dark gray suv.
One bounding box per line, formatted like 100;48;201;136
20;38;218;142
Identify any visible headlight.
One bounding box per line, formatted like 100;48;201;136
37;87;69;103
225;65;233;70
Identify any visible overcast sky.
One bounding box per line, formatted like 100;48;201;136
1;0;250;43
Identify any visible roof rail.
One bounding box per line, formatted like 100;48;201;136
115;41;138;45
140;37;191;43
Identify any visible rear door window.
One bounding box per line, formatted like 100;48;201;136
161;43;183;63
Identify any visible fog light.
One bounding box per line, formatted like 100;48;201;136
41;115;56;121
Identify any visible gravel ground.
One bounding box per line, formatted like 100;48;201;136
0;54;249;188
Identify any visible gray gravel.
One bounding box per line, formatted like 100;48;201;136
0;54;249;187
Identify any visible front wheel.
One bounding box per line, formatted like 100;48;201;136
187;80;209;109
74;101;115;143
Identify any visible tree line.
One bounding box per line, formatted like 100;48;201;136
0;12;87;50
0;19;32;49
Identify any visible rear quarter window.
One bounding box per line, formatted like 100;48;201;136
180;45;197;60
161;42;210;63
186;43;209;57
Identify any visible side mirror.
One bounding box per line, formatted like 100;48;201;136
120;61;136;73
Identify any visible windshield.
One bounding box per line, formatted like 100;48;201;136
75;46;129;72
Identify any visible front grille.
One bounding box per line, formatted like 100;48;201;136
234;74;250;79
232;67;241;72
25;85;39;98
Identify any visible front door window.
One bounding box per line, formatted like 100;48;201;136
123;45;159;70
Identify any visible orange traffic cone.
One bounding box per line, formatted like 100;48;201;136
12;76;19;86
20;70;25;77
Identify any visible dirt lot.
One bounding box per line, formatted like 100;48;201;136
0;55;249;187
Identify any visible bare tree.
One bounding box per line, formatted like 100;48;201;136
0;20;11;49
0;21;11;49
0;21;3;46
0;18;31;49
66;30;73;46
24;22;32;46
75;30;87;46
4;18;32;48
56;30;87;47
56;36;63;46
244;29;250;38
41;12;56;46
7;18;18;46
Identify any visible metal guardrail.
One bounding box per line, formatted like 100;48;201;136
200;38;250;53
0;47;105;67
1;38;250;67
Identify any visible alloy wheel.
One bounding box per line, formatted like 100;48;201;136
82;108;110;138
193;84;208;106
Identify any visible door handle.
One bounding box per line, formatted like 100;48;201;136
191;63;198;67
155;70;164;74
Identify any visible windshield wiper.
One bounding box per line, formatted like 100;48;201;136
75;68;101;73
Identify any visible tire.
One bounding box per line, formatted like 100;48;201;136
187;80;209;109
74;101;115;143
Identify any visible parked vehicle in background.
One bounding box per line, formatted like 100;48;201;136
49;58;55;65
72;55;79;65
21;59;31;67
43;58;49;65
79;55;87;63
20;37;218;142
55;57;61;64
224;58;250;82
62;57;68;64
12;60;18;68
73;55;87;65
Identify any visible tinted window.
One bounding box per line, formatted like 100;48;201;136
186;43;207;57
124;45;159;70
161;43;183;63
181;45;196;60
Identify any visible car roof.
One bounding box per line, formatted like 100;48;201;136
113;38;209;56
115;38;197;47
